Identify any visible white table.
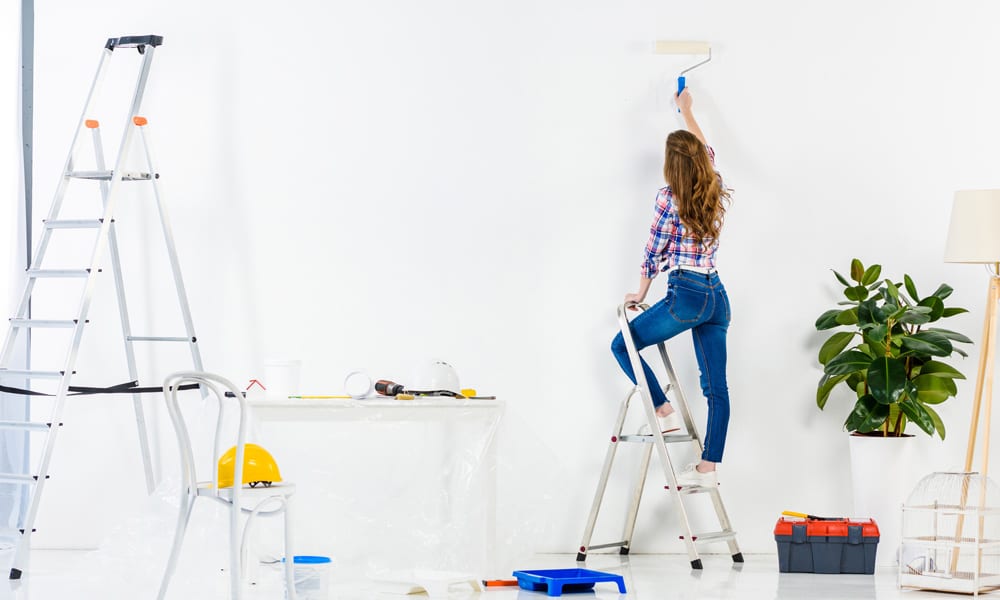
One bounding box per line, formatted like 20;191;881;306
247;396;504;578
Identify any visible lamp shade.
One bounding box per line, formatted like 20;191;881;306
944;190;1000;264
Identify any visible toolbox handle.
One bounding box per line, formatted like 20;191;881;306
792;525;807;544
848;525;862;545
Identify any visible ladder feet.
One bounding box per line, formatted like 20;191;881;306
619;547;630;556
9;568;21;580
732;552;744;563
690;559;703;570
575;552;586;562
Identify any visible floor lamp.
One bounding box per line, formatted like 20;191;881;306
945;189;1000;477
944;189;1000;572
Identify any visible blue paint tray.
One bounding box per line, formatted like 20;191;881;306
512;568;626;596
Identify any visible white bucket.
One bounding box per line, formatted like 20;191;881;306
284;555;331;600
264;359;301;400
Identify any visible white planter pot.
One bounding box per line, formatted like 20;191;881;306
848;433;918;566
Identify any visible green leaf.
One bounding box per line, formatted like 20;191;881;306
904;274;919;303
884;280;900;300
897;307;933;326
845;285;869;302
917;361;966;379
858;300;886;327
845;395;889;433
851;259;865;283
817;373;849;409
816;309;842;331
932;284;954;301
836;308;859;326
833;270;851;287
868;356;907;405
918;297;945;322
819;332;856;365
942;307;970;318
899;398;935;436
825;350;874;376
923;403;946;439
926;328;974;345
862;265;882;286
901;332;953;357
865;323;888;346
914;375;958;404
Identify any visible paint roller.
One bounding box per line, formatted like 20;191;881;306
654;41;712;107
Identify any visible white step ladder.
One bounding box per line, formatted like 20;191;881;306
1;35;204;580
576;303;742;569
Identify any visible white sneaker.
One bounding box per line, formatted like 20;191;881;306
638;411;684;435
675;463;718;488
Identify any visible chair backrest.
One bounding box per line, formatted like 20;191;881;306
163;371;249;505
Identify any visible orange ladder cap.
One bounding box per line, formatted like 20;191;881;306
133;116;148;126
84;120;100;129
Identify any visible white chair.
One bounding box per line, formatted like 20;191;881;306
157;371;297;600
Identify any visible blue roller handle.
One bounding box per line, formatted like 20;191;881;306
676;75;686;112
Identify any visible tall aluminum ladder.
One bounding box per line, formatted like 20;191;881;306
0;35;204;580
576;303;742;569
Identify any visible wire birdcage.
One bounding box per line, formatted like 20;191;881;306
900;472;1000;596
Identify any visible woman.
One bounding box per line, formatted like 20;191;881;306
610;88;732;487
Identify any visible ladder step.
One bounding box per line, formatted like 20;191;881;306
0;473;44;484
44;219;106;229
0;421;53;431
617;433;696;444
681;531;737;543
0;369;73;379
27;268;100;278
66;170;156;181
9;319;85;328
127;336;194;342
665;483;721;496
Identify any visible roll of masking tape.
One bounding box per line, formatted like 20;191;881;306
344;370;373;399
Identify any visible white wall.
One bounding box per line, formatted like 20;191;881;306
21;0;1000;564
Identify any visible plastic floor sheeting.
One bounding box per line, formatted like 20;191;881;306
0;549;961;599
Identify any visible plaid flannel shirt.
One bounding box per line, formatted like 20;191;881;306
641;145;722;279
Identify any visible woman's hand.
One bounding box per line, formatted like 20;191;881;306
624;292;645;310
674;88;693;113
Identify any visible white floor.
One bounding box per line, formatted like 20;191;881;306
0;549;973;599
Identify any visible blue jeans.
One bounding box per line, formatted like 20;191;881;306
610;269;732;463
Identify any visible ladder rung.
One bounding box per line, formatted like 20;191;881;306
66;170;156;181
127;336;194;342
0;473;43;484
26;268;100;278
617;433;696;444
44;219;105;229
681;530;736;543
0;421;53;431
9;319;84;328
665;483;720;496
0;369;73;379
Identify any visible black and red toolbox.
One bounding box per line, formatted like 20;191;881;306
773;517;880;574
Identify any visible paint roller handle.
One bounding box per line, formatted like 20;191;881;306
677;76;687;111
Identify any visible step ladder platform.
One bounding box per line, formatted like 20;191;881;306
0;421;52;431
666;482;722;496
0;473;40;485
0;369;73;379
44;219;106;229
681;531;737;544
618;433;695;444
27;269;100;278
9;319;83;329
67;170;156;181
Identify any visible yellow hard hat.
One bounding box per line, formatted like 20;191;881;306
217;443;283;489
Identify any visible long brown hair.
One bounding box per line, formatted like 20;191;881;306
663;130;730;246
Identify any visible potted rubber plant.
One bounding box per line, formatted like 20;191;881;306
814;258;972;564
815;258;972;437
